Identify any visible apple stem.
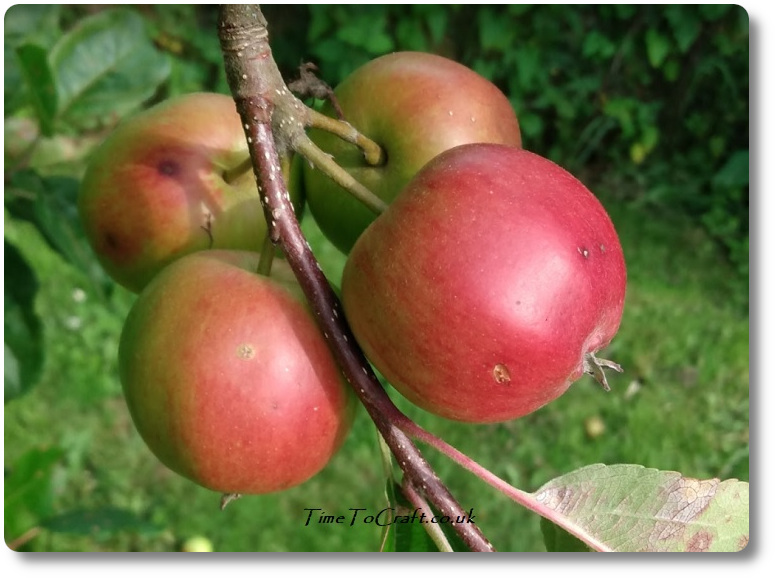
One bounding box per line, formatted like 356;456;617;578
305;108;386;166
222;155;254;184
256;232;275;277
218;4;493;553
219;493;242;510
294;135;388;215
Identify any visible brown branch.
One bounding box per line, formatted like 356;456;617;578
217;4;494;553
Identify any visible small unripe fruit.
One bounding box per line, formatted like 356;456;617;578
181;536;214;552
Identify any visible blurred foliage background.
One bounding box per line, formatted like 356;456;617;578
4;5;748;552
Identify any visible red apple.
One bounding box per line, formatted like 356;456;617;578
303;51;522;254
79;92;303;293
119;250;355;494
341;144;626;423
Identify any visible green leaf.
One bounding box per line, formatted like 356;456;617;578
389;482;441;553
645;28;671;69
4;447;63;542
478;7;515;52
602;97;637;137
336;12;394;55
515;110;544;139
424;7;448;46
4;5;61;116
532;464;749;552
49;8;170;129
4;5;61;48
582;30;616;60
15;44;58;137
4;241;45;401
713;150;749;189
662;58;680;82
699;5;733;21
394;509;440;553
42;507;162;538
6;170;113;299
515;45;541;92
664;6;702;53
386;480;474;552
395;20;428;52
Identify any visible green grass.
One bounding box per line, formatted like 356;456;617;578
3;191;749;552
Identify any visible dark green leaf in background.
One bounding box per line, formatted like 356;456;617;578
15;44;58;137
645;28;671;69
664;5;702;53
6;170;113;300
4;241;45;401
42;507;162;539
4;5;62;116
713;150;749;189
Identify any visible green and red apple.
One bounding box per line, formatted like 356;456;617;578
79;92;303;293
119;250;355;494
303;51;522;254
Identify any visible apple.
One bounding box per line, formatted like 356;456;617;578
119;250;355;494
79;92;304;293
341;144;626;423
181;536;214;553
303;51;522;254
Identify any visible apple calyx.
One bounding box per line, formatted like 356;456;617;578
582;352;623;392
220;493;242;510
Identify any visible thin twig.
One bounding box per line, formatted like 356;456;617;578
295;134;388;215
306;108;385;166
401;479;454;552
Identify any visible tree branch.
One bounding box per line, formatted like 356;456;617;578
217;4;494;553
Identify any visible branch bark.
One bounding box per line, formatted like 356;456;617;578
217;4;494;552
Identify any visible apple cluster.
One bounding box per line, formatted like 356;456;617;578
79;93;353;495
306;53;626;423
79;51;626;495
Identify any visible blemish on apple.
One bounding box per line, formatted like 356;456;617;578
236;343;255;359
103;231;121;251
493;364;511;385
158;159;179;176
